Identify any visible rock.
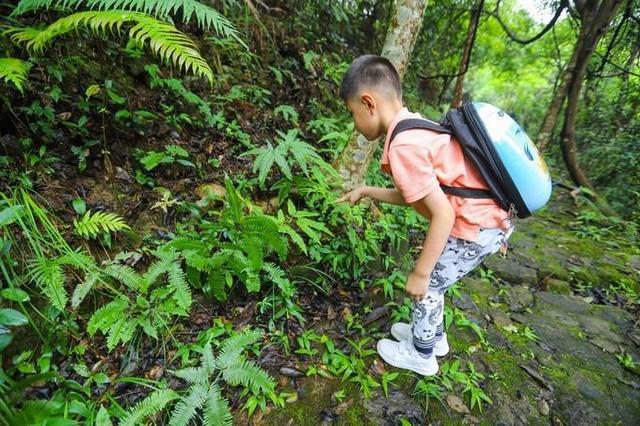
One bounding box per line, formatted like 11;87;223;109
454;292;480;314
546;278;572;295
535;292;591;315
504;286;534;313
488;309;512;328
195;182;226;207
483;257;539;286
279;367;304;378
628;255;640;271
578;317;623;344
538;399;550;416
588;336;619;353
362;389;423;423
574;375;604;401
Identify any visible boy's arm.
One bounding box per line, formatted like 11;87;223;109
336;185;407;206
405;188;455;301
363;186;407;205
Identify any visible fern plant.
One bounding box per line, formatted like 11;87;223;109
167;177;306;303
119;389;179;426
11;0;244;45
167;329;275;425
240;129;334;188
0;58;31;93
6;10;215;83
84;247;192;351
73;210;130;239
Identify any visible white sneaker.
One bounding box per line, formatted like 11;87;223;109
390;322;450;357
376;338;438;376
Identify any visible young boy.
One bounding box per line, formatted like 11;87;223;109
336;55;513;376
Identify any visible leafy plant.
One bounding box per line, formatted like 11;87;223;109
73;210;130;239
241;129;332;188
11;0;243;43
84;247;192;350
120;389;179;426
169;177;297;303
0;308;28;352
139;145;195;171
167;329;276;425
0;58;31;93
273;104;299;125
7;11;215;83
413;376;443;412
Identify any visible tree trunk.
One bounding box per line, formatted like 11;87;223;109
535;47;578;152
333;0;428;190
450;0;484;108
560;0;622;215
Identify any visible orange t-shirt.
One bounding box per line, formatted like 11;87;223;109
380;107;511;242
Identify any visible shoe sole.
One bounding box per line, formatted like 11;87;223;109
376;341;439;376
390;326;450;357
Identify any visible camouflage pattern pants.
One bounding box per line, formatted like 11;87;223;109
412;227;513;358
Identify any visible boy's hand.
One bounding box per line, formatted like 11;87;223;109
336;186;368;205
405;270;430;301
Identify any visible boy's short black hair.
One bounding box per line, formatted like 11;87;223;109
339;54;402;101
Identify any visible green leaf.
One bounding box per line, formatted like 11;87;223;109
72;198;86;215
0;308;28;326
95;406;113;426
0;205;23;227
0;334;13;351
0;58;31;93
0;288;30;302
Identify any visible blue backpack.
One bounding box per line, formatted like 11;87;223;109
389;102;552;219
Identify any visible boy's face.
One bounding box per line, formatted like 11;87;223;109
345;93;384;141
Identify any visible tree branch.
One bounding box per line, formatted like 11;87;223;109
490;0;569;45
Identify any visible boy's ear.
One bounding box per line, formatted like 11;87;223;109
360;93;376;113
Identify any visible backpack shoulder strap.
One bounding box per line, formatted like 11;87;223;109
389;118;452;144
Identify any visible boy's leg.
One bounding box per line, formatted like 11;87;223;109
412;227;512;358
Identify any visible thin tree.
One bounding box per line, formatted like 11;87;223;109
450;0;484;108
559;0;623;215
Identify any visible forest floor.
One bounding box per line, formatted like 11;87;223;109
256;186;640;425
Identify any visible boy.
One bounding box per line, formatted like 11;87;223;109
336;55;513;376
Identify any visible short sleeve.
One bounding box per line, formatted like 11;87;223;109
388;136;439;203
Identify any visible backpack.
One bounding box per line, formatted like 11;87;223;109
389;102;552;219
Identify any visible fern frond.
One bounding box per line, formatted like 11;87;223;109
71;274;98;308
168;262;192;311
171;366;206;384
0;58;31;93
103;263;144;291
105;315;137;350
11;0;245;46
203;383;232;426
8;10;214;83
201;342;216;376
222;358;275;394
144;252;174;287
120;389;178;426
56;249;97;269
28;257;67;311
73;209;130;239
205;270;227;301
87;296;129;336
242;235;264;270
165;237;206;251
214;329;262;370
244;269;261;293
167;381;207;426
185;250;216;271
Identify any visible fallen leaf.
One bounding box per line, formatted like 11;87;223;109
446;394;470;414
